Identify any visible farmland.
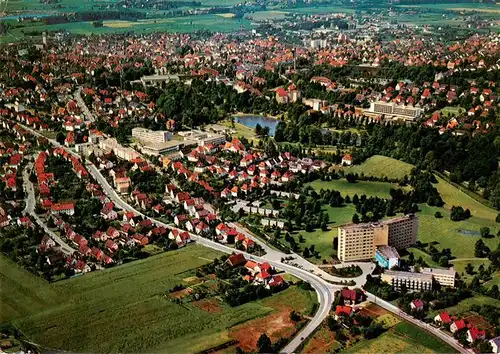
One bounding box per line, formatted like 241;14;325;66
347;155;414;180
0;255;58;323
3;246;316;353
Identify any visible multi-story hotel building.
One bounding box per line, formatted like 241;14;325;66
338;223;375;262
337;215;418;262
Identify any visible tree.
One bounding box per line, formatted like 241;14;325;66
434;211;442;218
302;247;310;258
290;310;301;322
257;333;273;353
480;227;490;238
352;213;360;224
255;124;262;136
465;263;474;275
496;213;500;223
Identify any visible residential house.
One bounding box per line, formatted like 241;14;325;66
467;327;486;343
450;320;466;334
434;312;452;326
410;299;424;311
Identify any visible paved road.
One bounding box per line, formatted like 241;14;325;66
229;222;375;286
365;293;472;354
75;87;96;123
22;162;75;255
11;119;470;354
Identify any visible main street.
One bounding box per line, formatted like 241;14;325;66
11;119;470;354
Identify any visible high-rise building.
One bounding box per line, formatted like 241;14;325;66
338;223;375;262
337;215;418;262
381;270;433;291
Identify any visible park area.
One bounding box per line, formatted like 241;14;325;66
346;155;414;180
1;245;316;353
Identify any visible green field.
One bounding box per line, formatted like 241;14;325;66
221;119;259;142
297;205;356;263
1;14;252;44
0;255;59;323
347;155;414;180
345;321;456;354
2;246;315;353
307;179;396;199
417;205;498;259
434;175;498;221
432;295;500;317
449;258;491;284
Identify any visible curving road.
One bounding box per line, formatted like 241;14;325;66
11;119;470;354
22;162;75;255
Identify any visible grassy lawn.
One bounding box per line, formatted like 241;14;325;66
345;321;456;353
449;258;491;284
417;204;498;259
347;155;414;180
0;255;59;323
433;295;500;317
220;120;259;143
307;179;395;198
4;245;316;353
296;205;356;263
434;175;498;222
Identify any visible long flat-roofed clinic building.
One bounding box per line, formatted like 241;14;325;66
338;215;418;262
421;267;456;288
369;101;422;120
132;127;172;145
381;270;433;291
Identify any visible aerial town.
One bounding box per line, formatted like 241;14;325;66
0;1;499;353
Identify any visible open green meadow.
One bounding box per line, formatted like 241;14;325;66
434;175;497;221
417;204;498;259
347;155;414;180
450;258;491;284
345;321;456;354
0;255;58;323
297;204;356;263
432;295;500;317
2;245;316;353
307;179;395;199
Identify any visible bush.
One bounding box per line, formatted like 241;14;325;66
434;211;442;218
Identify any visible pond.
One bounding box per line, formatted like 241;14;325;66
234;115;279;136
457;229;481;237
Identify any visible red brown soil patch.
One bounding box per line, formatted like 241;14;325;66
462;313;494;334
193;298;222;313
229;308;297;352
303;328;337;354
170;288;192;299
359;303;387;318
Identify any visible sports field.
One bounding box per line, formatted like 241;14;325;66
307;179;396;198
347;155;414;180
3;246;315;353
345;321;456;353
